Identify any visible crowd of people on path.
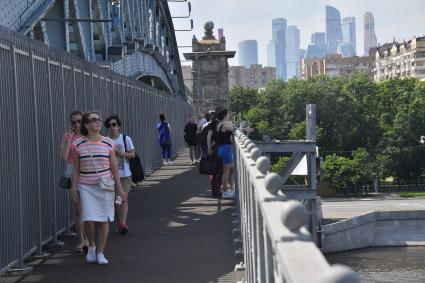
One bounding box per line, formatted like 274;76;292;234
184;107;238;199
60;110;171;265
60;106;242;266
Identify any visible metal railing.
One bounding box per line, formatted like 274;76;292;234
233;130;359;283
0;25;191;274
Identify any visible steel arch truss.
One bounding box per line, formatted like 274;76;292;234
9;0;185;97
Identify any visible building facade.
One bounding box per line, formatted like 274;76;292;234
272;18;287;80
183;22;235;114
267;39;276;67
341;17;356;56
286;26;301;79
218;28;224;40
326;5;343;54
374;36;425;81
364;12;378;56
306;32;327;59
238;40;258;68
229;64;276;89
301;54;374;79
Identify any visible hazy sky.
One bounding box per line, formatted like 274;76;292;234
169;0;425;66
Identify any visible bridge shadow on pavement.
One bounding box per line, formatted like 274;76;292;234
9;150;243;283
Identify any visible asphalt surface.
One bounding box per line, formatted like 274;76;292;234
6;150;243;283
322;198;425;219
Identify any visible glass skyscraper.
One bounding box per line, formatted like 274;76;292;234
238;40;258;68
325;5;343;54
286;26;300;79
272;18;287;80
306;32;327;59
341;17;356;56
364;12;378;56
267;39;276;67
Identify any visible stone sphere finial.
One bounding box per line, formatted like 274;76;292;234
203;21;216;40
281;201;307;232
204;21;214;31
256;156;271;174
264;173;283;194
250;148;262;161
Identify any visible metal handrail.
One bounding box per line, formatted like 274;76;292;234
234;130;359;283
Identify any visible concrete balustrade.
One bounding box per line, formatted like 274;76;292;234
234;130;359;283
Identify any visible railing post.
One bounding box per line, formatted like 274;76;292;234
29;50;50;258
9;42;31;272
306;104;318;244
46;56;64;247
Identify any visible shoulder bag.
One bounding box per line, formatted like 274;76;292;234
86;139;115;192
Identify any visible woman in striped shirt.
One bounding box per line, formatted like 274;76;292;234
71;111;125;265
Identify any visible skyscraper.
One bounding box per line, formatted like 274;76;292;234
286;26;301;79
364;12;377;56
272;18;287;80
306;32;327;59
341;17;356;56
267;39;276;67
326;6;343;54
218;28;224;40
238;40;258;68
311;32;326;46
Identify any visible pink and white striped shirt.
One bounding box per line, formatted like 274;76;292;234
73;136;114;185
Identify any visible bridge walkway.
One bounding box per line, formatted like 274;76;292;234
6;150;243;283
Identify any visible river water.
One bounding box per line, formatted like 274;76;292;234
325;247;425;283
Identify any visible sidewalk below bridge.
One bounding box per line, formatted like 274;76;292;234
3;149;244;283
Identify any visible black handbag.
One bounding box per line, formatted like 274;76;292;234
199;154;222;175
59;176;72;189
123;135;145;183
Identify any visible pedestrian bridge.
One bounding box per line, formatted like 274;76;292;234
0;2;358;282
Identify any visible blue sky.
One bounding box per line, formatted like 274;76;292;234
169;0;425;65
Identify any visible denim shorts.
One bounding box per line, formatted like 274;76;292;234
217;144;233;165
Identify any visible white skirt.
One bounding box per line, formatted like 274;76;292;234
78;183;115;222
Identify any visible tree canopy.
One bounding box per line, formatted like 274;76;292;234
230;74;425;187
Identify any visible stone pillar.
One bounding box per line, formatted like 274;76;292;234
183;21;236;114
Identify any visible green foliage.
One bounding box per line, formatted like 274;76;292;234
271;156;290;173
229;74;425;186
229;86;258;117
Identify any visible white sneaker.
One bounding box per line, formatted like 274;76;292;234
97;253;109;265
191;161;196;165
163;160;168;165
222;190;235;199
86;246;96;263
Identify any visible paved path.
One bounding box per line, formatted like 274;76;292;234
322;199;425;219
5;150;243;283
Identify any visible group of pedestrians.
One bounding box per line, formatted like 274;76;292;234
61;111;172;265
184;107;236;199
60;107;235;265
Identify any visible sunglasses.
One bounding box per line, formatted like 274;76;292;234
71;119;81;125
88;117;102;123
107;122;118;128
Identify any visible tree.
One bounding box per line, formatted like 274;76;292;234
229;86;258;117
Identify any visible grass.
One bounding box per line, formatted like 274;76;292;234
396;192;425;198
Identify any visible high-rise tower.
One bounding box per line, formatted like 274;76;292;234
341;17;356;56
364;12;377;56
272;18;287;80
326;6;343;54
238;40;258;68
286;26;300;79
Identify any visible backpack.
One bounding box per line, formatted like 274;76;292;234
159;122;171;145
123;135;145;183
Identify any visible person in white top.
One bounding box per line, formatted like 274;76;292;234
105;115;135;235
